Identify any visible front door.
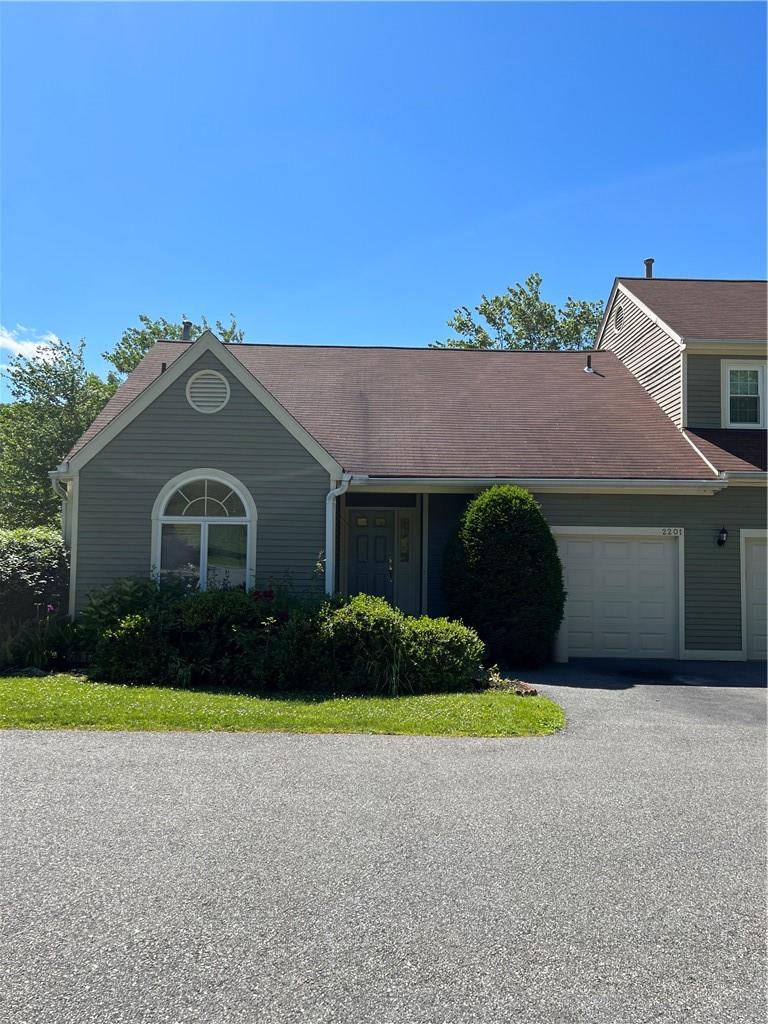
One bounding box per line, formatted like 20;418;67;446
348;510;394;602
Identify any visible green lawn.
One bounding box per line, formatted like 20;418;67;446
0;673;565;738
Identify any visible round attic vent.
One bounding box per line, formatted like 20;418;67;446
186;370;230;414
614;305;624;332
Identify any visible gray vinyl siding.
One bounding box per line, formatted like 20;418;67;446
74;350;329;611
686;354;767;428
600;291;683;425
427;488;766;653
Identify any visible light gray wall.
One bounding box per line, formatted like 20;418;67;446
74;350;329;611
600;290;683;425
427;487;767;652
686;354;766;428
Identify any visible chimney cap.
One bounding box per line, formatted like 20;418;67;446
644;257;655;279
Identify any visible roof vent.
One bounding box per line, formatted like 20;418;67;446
186;369;230;414
644;257;654;279
584;354;594;374
181;318;193;341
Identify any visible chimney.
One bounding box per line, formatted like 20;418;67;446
644;257;654;279
181;318;193;341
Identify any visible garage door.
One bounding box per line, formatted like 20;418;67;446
556;533;678;658
744;538;767;660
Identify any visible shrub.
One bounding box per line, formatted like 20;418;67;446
0;614;77;673
401;615;484;693
322;595;406;695
322;594;485;696
0;527;68;624
443;485;565;666
76;581;485;696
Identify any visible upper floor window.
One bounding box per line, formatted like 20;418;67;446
614;306;624;332
151;470;256;590
722;362;765;428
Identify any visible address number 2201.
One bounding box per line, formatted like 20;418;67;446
661;528;682;536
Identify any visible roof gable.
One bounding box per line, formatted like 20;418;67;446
63;332;342;477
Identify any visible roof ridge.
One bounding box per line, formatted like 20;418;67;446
618;277;768;283
153;340;611;353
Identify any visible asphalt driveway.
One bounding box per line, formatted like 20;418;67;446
1;666;765;1024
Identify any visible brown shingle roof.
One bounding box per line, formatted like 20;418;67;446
686;429;767;474
67;342;716;481
618;278;768;341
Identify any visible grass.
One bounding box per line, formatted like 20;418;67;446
0;673;565;738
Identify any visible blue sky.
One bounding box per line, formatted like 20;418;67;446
1;1;765;397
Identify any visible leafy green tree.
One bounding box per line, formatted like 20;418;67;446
431;272;604;351
0;337;116;528
103;313;244;376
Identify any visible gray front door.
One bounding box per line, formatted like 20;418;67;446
348;510;394;602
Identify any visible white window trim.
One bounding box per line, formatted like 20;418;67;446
150;469;257;590
721;361;765;429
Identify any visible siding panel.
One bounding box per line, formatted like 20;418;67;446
600;291;683;425
75;350;329;611
686;355;766;428
428;488;767;652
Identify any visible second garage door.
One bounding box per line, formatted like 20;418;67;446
556;532;679;659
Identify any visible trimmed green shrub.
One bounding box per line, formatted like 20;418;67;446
322;594;406;695
0;527;68;623
322;594;484;696
76;580;485;696
401;615;485;693
443;485;565;666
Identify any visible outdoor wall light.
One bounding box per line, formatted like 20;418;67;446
717;526;728;547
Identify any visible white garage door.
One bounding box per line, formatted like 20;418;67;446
744;538;767;660
557;533;678;659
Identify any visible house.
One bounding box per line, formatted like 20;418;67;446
51;268;767;662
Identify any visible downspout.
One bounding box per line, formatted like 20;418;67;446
325;473;369;594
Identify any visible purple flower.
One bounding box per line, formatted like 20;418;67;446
46;604;57;614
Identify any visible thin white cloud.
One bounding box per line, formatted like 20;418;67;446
0;325;58;361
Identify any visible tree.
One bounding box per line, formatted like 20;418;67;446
443;485;565;666
430;272;604;351
103;313;244;376
0;337;116;528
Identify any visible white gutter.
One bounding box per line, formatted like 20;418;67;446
324;474;369;594
347;476;729;494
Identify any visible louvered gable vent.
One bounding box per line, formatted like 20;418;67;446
186;370;231;413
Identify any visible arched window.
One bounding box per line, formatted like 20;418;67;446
151;470;256;591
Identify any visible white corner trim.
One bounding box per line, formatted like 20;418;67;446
551;526;685;662
720;360;766;429
67;476;80;618
67;332;343;477
740;528;767;661
615;283;685;348
150;468;258;590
